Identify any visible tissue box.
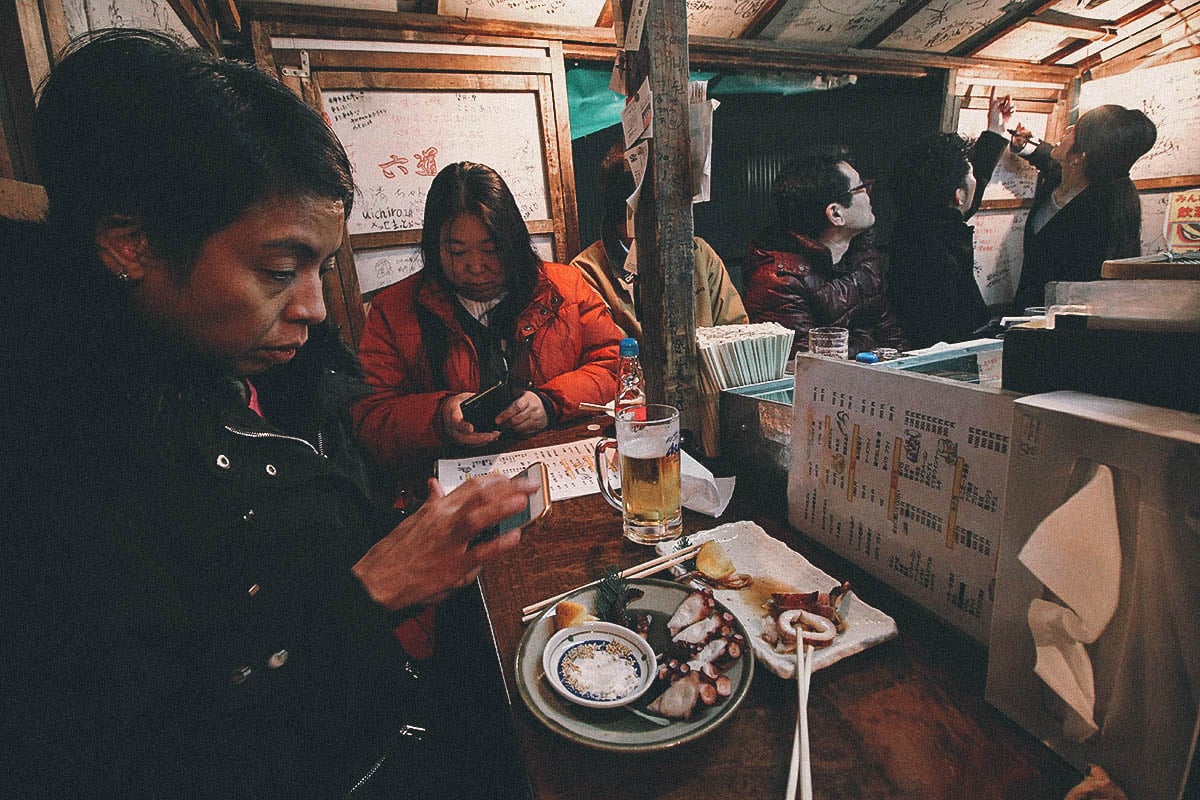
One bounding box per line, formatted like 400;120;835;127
986;392;1200;800
786;354;1021;643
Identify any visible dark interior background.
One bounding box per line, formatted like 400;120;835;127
570;72;948;292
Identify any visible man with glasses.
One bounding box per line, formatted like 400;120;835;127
744;148;909;359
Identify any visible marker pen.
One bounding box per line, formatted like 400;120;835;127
1007;128;1055;149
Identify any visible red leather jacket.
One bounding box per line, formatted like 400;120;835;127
352;261;621;483
744;230;909;358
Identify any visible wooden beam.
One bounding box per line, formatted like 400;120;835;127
164;0;220;52
938;68;959;133
959;0;1063;57
564;41;928;78
740;0;790;41
1115;0;1170;28
213;0;242;36
1072;0;1193;73
855;0;931;50
1041;39;1094;65
38;0;69;64
241;2;1079;82
1034;10;1112;33
620;0;699;432
546;39;580;261
1084;4;1200;78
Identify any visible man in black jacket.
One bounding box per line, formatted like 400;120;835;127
3;29;536;799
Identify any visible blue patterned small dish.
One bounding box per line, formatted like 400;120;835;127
541;621;657;709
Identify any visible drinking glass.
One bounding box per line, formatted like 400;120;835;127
808;326;849;359
594;404;682;544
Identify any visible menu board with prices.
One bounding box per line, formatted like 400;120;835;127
786;357;1019;642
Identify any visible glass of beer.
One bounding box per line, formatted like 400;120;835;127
594;404;682;544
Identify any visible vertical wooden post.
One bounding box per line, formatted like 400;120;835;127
621;0;700;435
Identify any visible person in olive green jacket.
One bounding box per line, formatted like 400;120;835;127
570;143;747;339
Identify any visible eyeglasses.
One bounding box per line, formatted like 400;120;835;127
826;178;874;208
847;178;874;196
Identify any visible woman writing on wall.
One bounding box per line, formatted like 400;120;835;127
4;29;538;798
977;99;1157;313
352;162;622;502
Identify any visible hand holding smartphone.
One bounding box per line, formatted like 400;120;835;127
460;380;520;432
468;462;551;548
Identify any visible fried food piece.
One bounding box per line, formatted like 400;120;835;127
696;540;736;581
554;600;598;630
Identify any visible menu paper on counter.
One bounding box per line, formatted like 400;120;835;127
438;438;602;502
787;357;1017;642
437;437;731;513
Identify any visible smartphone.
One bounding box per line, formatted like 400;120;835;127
460;380;519;432
468;462;551;548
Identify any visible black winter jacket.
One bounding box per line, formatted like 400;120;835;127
2;220;448;799
886;132;1005;348
972;130;1143;313
887;206;989;349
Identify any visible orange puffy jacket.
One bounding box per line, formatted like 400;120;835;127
352;262;621;487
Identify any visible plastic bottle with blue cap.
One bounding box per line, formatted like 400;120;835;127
615;337;646;415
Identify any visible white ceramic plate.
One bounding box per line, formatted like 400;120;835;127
541;621;657;708
516;579;754;752
656;521;900;679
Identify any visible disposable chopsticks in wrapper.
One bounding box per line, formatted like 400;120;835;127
695;323;796;457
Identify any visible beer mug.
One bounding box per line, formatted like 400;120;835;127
594;404;683;545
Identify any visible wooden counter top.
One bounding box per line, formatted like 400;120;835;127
471;420;1081;800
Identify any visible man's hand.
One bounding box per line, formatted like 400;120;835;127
352;473;540;611
1064;764;1128;800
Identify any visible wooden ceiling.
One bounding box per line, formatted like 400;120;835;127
357;0;1199;80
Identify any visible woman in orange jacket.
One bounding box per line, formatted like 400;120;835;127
352;162;622;500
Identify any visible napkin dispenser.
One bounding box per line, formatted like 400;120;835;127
987;391;1200;800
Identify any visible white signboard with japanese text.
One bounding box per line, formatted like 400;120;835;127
787;357;1019;642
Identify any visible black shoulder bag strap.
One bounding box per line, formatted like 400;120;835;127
414;303;449;391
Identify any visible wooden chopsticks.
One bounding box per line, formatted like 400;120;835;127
519;541;703;624
785;643;815;800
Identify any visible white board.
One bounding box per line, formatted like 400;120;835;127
683;0;766;38
760;0;905;49
354;233;555;295
1078;57;1200;184
322;89;551;238
1048;0;1148;20
881;0;1014;54
1138;190;1172;255
958;109;1049;203
971;208;1028;307
974;20;1104;63
436;0;606;27
61;0;196;44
